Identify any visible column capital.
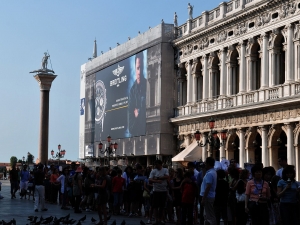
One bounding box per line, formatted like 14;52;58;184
34;73;57;91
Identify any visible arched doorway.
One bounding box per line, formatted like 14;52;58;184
228;48;239;95
247;40;261;90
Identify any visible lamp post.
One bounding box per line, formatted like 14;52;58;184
194;117;227;157
98;135;118;168
51;144;66;166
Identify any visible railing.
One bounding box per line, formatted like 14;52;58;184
174;82;300;117
176;0;263;38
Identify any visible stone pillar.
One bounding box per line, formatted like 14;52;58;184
191;58;200;103
201;55;208;100
260;126;269;167
226;63;232;95
34;73;57;165
285;123;295;165
294;40;300;81
237;42;246;93
238;129;245;168
286;24;294;83
220;144;225;160
269;50;276;87
295;144;300;181
185;61;192;104
259;34;269;89
219;49;227;96
208;69;213;99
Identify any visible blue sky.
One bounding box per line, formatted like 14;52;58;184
0;0;222;162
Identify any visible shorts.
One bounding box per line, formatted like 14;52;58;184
151;191;167;208
20;181;28;190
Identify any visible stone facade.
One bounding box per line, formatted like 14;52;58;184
171;0;300;178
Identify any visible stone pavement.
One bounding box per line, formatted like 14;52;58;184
0;179;150;225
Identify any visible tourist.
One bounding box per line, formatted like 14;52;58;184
34;164;47;212
245;164;270;225
9;164;19;199
277;165;299;225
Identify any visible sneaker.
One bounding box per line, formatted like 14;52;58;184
86;208;92;212
41;208;48;211
35;209;38;212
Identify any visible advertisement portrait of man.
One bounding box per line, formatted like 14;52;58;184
128;51;147;137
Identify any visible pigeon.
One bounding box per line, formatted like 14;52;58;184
121;220;126;225
11;219;16;225
110;220;116;225
78;215;86;222
140;220;146;225
91;217;97;223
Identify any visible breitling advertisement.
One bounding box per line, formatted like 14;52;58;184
94;49;148;140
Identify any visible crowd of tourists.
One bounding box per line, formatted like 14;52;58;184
3;156;300;225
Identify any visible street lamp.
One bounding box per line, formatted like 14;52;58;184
98;135;118;167
194;117;227;157
51;144;66;166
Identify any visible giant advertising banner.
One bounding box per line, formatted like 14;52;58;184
94;50;148;141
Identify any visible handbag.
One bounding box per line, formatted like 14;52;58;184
143;190;150;198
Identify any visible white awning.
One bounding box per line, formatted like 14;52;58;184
172;141;202;162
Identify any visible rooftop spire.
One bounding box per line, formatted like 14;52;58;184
93;39;97;58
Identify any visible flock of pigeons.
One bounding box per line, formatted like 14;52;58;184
1;214;149;225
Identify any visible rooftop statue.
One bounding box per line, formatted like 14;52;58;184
188;3;194;20
30;52;55;74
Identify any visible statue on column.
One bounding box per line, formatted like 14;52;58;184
188;3;194;20
30;52;55;74
174;12;178;27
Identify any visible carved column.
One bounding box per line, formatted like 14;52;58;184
293;24;300;81
218;49;227;96
191;58;200;103
284;24;294;82
259;126;269;167
185;60;193;104
258;34;269;89
201;55;209;100
284;123;295;165
237;42;246;93
177;67;185;106
237;129;246;168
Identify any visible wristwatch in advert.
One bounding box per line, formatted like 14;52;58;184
95;80;106;132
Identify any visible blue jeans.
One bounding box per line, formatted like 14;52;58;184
280;202;299;225
113;192;123;207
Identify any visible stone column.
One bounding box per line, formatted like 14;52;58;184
269;146;279;170
226;63;232;95
201;55;208;100
285;123;295;165
238;129;245;168
269;50;276;87
191;58;200;103
219;49;227;96
185;61;192;104
259;34;269;88
295;144;300;181
34;73;57;165
237;42;246;93
294;41;300;81
246;147;255;164
220;143;225;160
260;126;269;167
286;24;294;82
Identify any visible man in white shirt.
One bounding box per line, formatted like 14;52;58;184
149;160;169;225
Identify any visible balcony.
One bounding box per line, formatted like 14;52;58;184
173;81;300;119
